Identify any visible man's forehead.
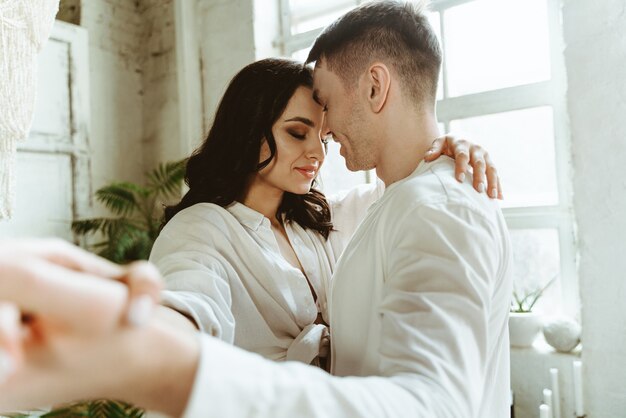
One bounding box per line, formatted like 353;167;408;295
311;63;332;93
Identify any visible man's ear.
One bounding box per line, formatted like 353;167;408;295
365;63;391;114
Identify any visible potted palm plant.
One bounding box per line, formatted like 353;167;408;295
71;159;185;263
509;276;556;347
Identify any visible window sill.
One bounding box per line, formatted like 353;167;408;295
511;335;581;418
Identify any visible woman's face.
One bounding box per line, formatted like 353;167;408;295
254;86;327;195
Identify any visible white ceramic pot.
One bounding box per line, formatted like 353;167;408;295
509;312;543;347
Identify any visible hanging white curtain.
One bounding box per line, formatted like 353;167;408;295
0;0;59;220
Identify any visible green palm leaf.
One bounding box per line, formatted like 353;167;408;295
72;159;184;263
86;400;109;418
71;218;135;237
108;228;151;263
95;183;141;216
38;400;144;418
146;159;186;199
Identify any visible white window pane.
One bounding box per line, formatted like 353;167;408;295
318;141;368;194
510;229;561;315
443;0;551;96
438;123;445;135
291;47;310;63
289;0;356;35
450;106;558;208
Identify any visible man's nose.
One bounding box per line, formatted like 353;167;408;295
321;112;331;137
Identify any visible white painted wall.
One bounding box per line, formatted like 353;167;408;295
82;0;184;186
81;0;145;192
195;0;280;140
196;0;256;136
139;0;183;169
512;0;626;417
562;0;626;415
80;0;182;218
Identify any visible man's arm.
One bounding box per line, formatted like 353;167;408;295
377;201;503;416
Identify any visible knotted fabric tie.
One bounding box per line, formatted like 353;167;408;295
286;323;330;365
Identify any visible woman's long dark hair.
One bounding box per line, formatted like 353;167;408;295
163;58;333;238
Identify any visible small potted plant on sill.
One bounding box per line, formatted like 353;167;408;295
509;276;556;347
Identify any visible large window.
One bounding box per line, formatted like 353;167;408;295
277;0;577;316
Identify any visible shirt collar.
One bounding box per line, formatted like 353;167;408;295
226;201;270;231
384;156;449;195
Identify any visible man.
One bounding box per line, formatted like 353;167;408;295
0;2;511;417
301;2;512;416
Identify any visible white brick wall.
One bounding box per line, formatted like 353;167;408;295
138;0;181;170
80;0;145;200
79;0;180;194
197;0;256;130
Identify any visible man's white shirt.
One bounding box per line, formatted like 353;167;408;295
182;157;512;418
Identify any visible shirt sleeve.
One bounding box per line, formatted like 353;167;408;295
150;225;236;343
181;201;504;418
378;202;503;416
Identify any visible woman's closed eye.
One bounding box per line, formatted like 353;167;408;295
289;131;306;140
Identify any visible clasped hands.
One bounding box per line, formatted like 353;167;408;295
0;238;166;411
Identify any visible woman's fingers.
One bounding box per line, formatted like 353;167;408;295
0;240;162;330
449;139;471;182
0;258;128;334
469;147;487;194
426;135;473;183
483;152;501;199
424;135;503;199
423;136;447;161
2;239;124;279
120;261;163;327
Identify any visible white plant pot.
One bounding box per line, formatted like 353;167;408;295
509;312;543;347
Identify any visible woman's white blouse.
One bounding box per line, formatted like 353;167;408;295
149;183;383;364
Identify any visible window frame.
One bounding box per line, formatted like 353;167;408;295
278;0;366;56
14;22;92;238
433;0;577;316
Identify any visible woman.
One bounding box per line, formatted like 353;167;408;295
150;58;499;367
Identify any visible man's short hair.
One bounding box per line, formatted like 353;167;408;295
306;1;442;106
